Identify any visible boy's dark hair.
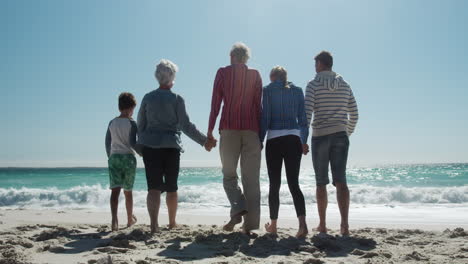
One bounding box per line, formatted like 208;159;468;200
314;51;333;69
118;92;137;111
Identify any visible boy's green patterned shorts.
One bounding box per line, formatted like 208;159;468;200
108;154;136;191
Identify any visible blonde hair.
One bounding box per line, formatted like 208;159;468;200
230;42;251;63
270;66;290;88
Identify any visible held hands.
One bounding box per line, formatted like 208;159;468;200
204;138;217;151
302;144;309;155
204;130;218;152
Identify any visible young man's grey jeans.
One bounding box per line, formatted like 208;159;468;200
219;130;261;231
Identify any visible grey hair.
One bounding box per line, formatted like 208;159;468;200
155;59;179;85
230;42;251;63
270;66;290;88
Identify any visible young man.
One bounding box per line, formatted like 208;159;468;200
207;42;263;235
304;51;359;235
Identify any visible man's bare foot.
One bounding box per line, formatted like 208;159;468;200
340;224;350;236
315;224;327;233
264;222;277;234
241;226;258;238
223;211;246;231
168;222;178;229
223;216;242;231
111;219;119;231
150;224;159;234
127;215;137;227
296;226;309;239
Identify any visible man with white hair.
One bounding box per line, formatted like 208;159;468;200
208;42;263;234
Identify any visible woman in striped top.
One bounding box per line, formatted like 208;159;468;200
260;66;309;238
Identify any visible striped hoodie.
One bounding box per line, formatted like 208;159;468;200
304;71;358;137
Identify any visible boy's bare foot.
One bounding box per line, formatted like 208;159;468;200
296;226;309;239
264;222;277;234
315;224;327;233
223;211;246;231
340;224;350;236
111;219;119;231
127;215;137;227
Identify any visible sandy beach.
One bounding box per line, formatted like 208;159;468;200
1;209;467;264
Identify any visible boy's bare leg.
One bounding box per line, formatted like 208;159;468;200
296;215;308;238
147;189;161;233
316;185;328;233
110;188;121;231
336;182;350;235
124;191;137;227
166;192;178;229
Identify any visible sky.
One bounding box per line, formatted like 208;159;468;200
1;0;468;167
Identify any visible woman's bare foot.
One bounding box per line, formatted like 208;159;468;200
296;226;308;239
264;222;277;234
340;224;350;236
127;215;137;227
168;222;178;229
111;219;119;232
223;211;246;231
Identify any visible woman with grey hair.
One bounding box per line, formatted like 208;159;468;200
137;59;216;233
260;66;309;238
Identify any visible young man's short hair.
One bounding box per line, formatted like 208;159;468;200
315;51;333;69
118;92;137;111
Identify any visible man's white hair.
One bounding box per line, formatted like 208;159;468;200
230;42;251;63
155;59;179;85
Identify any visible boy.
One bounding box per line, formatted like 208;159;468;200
105;92;142;231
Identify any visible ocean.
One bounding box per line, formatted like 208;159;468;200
1;164;467;212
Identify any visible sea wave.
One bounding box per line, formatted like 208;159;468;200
0;184;467;209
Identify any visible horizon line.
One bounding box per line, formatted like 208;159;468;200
0;161;467;169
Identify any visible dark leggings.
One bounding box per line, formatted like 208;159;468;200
266;135;306;220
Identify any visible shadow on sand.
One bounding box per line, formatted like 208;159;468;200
157;231;377;261
30;225;376;261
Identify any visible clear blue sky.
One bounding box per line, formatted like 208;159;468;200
2;0;467;167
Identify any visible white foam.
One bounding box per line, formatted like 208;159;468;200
0;184;467;210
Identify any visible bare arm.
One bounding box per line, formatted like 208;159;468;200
105;121;112;157
129;120;142;156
